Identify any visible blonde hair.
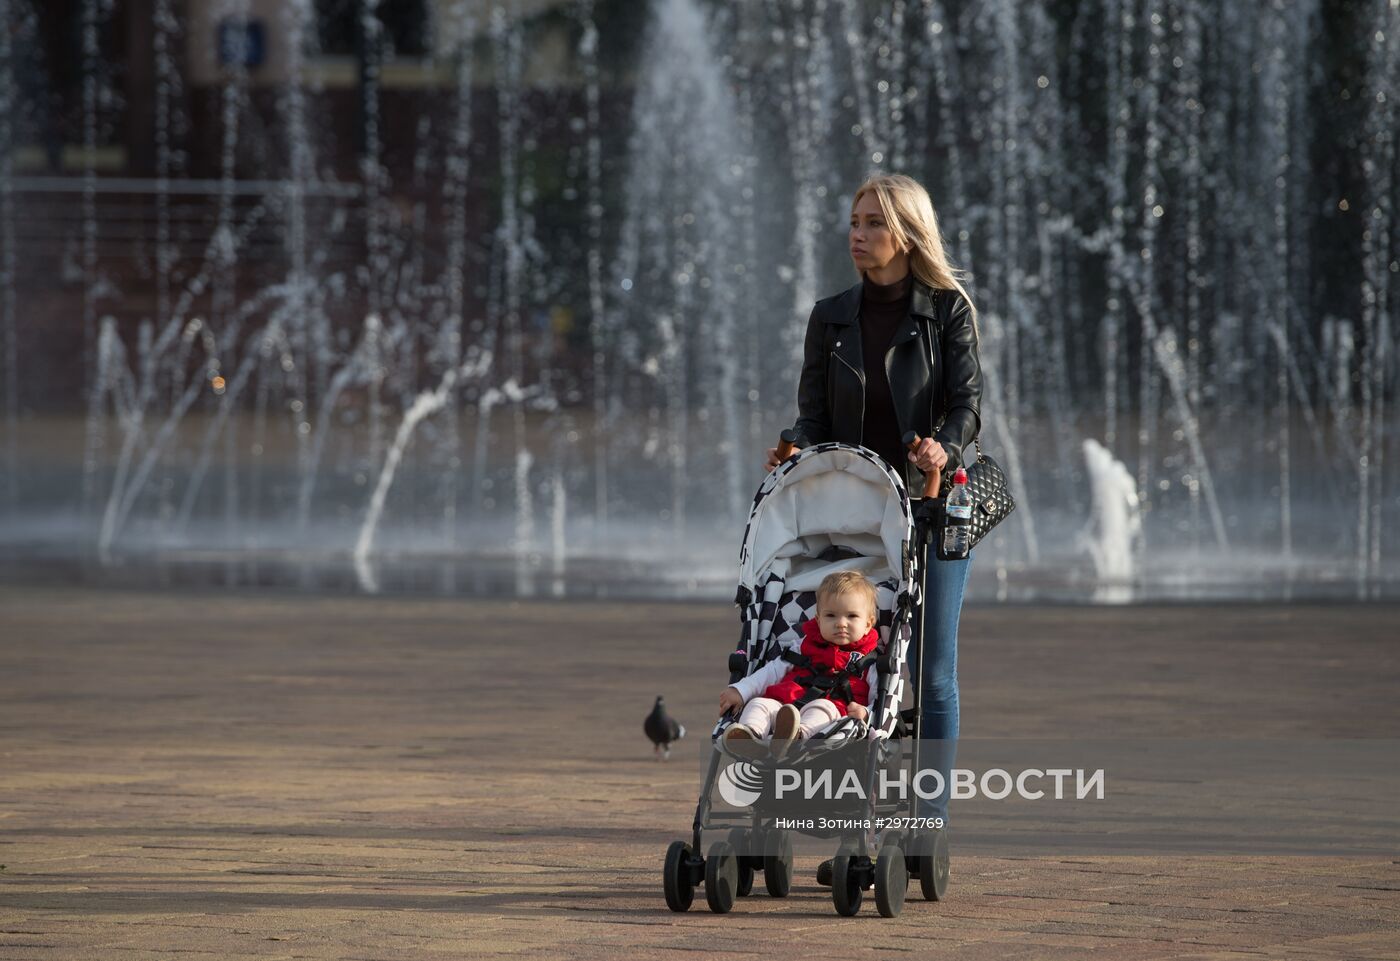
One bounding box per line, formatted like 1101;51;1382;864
850;172;978;335
816;571;879;622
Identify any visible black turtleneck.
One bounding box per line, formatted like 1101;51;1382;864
859;270;913;473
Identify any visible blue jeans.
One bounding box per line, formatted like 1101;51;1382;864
906;551;972;824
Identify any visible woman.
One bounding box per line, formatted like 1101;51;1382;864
764;173;982;833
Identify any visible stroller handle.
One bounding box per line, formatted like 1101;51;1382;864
903;431;942;498
774;428;799;462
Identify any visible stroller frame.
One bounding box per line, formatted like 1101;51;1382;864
662;442;951;918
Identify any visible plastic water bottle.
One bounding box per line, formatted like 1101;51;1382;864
941;467;973;559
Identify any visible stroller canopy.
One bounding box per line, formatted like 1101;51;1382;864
737;443;914;596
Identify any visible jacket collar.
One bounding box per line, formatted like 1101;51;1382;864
911;281;939;320
829;278;939;326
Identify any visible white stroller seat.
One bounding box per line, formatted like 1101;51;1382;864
714;573;901;750
717;443;920;747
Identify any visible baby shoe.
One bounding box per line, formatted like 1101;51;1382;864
771;704;801;759
724;722;758;742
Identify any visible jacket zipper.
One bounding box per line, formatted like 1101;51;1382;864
884;342;905;439
833;350;866;442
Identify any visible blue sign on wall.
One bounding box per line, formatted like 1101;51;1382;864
218;19;266;68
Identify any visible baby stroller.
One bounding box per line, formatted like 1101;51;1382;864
661;438;951;918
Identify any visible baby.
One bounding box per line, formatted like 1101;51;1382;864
719;570;881;751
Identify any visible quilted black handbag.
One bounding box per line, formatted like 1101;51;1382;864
930;438;1014;559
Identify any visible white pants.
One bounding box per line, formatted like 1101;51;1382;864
736;697;842;739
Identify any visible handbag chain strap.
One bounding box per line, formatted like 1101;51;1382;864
932;411;986;466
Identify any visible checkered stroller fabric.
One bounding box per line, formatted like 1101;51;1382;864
715;443;919;744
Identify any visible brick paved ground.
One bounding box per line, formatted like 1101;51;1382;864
1;587;1397;959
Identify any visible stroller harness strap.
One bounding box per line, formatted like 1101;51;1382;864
779;647;877;708
766;620;880;713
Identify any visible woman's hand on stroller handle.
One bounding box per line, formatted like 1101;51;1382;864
904;431;947;497
718;686;745;718
764;429;800;472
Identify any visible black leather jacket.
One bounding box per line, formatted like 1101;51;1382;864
792;277;983;493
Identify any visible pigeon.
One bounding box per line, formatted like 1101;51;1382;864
644;695;685;760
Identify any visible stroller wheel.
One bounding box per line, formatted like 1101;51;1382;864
705;840;740;914
831;841;865;917
917;829;950;901
663;840;696;912
874;843;907;918
762;827;794;897
726;829;755;897
736;862;754;897
815;858;833;887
